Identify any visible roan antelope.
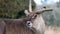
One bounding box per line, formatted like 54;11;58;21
24;0;53;34
25;8;53;34
0;0;53;34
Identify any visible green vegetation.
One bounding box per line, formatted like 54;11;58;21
0;0;34;18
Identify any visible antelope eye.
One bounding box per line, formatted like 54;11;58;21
26;21;32;27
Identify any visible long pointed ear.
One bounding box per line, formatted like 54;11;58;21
35;8;53;14
24;10;29;16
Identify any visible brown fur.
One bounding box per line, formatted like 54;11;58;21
0;19;35;34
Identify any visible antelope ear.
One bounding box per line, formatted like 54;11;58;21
24;10;29;16
35;8;53;14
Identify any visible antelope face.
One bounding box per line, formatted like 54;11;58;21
24;0;53;34
24;9;53;33
24;10;46;34
24;10;39;28
24;8;53;34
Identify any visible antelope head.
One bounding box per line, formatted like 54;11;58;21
24;7;53;27
24;0;53;34
24;7;53;34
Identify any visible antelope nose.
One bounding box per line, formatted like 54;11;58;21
26;21;32;27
